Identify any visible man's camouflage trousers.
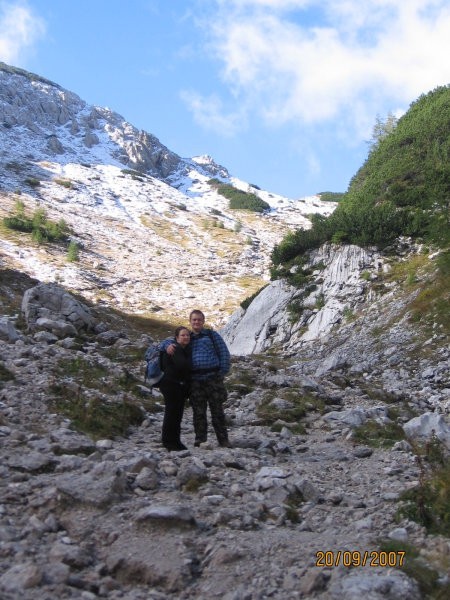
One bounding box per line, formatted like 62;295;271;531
189;375;229;445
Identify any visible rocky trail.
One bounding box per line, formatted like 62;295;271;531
1;283;449;599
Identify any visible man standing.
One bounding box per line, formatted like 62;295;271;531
165;310;231;448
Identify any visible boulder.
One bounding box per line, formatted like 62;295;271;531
403;412;450;449
0;317;21;342
22;283;96;335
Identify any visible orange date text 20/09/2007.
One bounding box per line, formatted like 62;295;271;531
315;550;406;568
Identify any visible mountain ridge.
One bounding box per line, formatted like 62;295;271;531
0;61;336;327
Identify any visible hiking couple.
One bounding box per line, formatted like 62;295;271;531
157;309;231;451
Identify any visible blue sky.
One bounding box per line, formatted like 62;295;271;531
1;0;450;198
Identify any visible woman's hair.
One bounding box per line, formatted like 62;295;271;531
174;326;190;340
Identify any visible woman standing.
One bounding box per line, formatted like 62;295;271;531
159;326;191;451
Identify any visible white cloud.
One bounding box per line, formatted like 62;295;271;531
180;89;246;136
0;1;46;64
189;0;450;142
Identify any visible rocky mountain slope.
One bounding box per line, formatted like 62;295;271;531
1;63;449;599
0;61;335;328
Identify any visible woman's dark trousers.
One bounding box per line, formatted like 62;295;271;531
159;380;187;447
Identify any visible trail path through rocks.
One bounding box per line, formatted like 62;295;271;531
0;335;431;599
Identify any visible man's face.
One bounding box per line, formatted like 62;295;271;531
190;313;205;333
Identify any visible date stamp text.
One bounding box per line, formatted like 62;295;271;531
315;550;405;568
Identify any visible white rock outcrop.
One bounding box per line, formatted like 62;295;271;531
221;279;295;354
222;243;382;354
22;283;96;335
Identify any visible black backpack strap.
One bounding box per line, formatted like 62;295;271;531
204;329;220;360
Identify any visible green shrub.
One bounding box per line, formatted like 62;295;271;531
318;191;345;202
3;203;70;244
287;299;304;323
67;240;80;262
271;84;450;267
54;178;73;189
315;293;325;310
3;215;33;233
25;177;40;188
210;181;270;213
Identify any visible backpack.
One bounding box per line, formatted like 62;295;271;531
144;343;164;387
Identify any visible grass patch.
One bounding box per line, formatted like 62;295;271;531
397;435;450;536
0;268;39;316
50;390;146;439
54;178;73;189
24;177;40;188
408;250;450;334
0;363;15;383
49;355;163;439
208;179;270;213
284;489;305;523
384;254;429;285
352;419;405;448
256;389;324;428
140;214;191;248
227;367;259;394
55;356;109;388
183;476;208;493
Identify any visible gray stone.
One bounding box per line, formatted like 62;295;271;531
0;318;20;342
8;451;57;473
388;527;408;541
50;428;96;455
22;283;96;334
0;562;42;591
55;463;128;506
176;458;208;488
35;317;78;338
135;504;196;526
135;466;158;490
331;569;421;600
403;412;450;449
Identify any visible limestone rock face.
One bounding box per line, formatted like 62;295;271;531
21;283;96;335
222;243;382;354
221;279;295;354
0;65;185;181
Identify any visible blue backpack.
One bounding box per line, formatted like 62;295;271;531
144;343;164;387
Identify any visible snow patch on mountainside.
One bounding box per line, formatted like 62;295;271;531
0;62;337;325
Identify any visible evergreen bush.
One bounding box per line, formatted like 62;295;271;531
209;180;270;213
272;85;450;267
3;203;70;244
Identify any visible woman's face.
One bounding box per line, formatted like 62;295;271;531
176;328;191;347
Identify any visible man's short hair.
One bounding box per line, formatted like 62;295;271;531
189;309;205;320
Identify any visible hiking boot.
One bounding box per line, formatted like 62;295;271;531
164;442;188;451
194;439;206;447
218;439;232;448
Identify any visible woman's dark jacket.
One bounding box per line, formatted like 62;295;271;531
160;343;192;386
